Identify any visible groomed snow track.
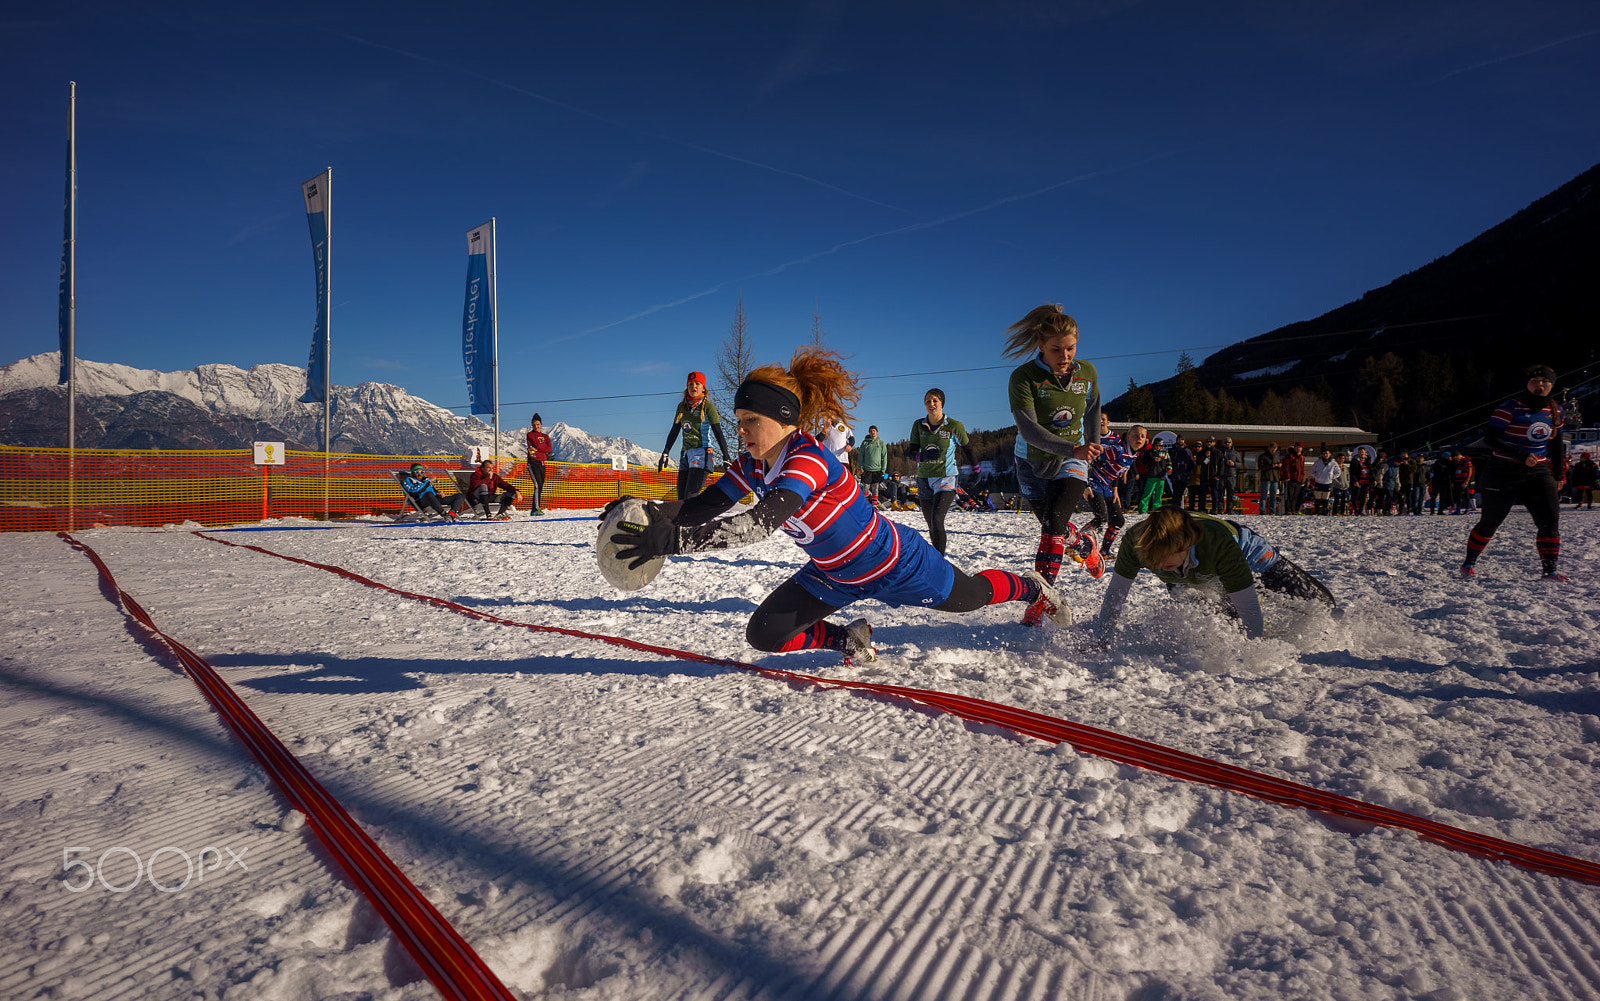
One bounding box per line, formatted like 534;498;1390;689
4;518;1600;1000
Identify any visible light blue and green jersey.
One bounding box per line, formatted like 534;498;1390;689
909;417;970;478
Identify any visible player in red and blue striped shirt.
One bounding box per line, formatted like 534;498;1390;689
609;347;1075;663
1085;415;1146;560
1461;364;1568;580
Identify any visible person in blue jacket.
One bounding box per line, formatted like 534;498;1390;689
399;463;464;519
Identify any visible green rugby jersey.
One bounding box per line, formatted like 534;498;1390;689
1113;513;1255;593
672;398;721;450
908;417;969;478
1008;357;1101;465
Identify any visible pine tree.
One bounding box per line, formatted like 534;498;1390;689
1124;378;1157;422
1170;353;1214;423
713;297;755;446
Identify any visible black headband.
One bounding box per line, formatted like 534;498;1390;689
1526;365;1556;382
734;379;801;425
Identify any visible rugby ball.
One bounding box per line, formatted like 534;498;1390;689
596;497;667;591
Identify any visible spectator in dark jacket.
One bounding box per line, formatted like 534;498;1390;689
1216;437;1243;515
1428;452;1456;514
1402;452;1426;514
1194;437;1219;512
1168;438;1195;510
1571;453;1597;509
1257;443;1282;514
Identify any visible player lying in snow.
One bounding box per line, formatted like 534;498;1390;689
606;346;1074;663
1096;505;1335;639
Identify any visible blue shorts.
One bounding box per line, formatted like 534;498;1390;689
1016;458;1091;510
1234;524;1282;574
793;521;956;610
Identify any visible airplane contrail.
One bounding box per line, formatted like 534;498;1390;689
340;33;910;214
1428;28;1600;84
565;147;1191;340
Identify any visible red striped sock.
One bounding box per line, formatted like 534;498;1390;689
1464;529;1492;563
777;621;844;652
978;569;1035;604
1035;534;1066;582
1537;535;1560;574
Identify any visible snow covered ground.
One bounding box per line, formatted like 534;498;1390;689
3;506;1598;1000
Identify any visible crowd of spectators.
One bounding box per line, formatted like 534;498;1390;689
857;427;1595;519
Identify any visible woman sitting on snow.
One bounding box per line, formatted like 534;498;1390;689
607;346;1073;663
1096;505;1335;640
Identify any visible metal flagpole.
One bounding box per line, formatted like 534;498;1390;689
490;217;499;464
65;82;77;533
322;168;332;519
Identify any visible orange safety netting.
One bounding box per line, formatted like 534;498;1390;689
0;446;717;531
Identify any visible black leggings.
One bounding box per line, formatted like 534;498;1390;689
746;569;1004;652
1471;461;1559;541
1085;491;1125;533
414;493;454;516
677;461;709;501
918;484;957;554
1033;476;1088;536
528;459;546;508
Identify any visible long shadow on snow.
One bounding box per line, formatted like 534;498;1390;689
1299;650;1456;676
1364;681;1600;717
1305;650;1600;694
2;665;823;992
1479;659;1600;681
445;593;758;615
209;651;737;695
372;533;592;549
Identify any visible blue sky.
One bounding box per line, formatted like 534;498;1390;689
3;2;1598;448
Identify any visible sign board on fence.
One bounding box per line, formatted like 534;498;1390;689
611;455;629;472
253;442;285;465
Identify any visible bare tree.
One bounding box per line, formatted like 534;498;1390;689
713;297;755;454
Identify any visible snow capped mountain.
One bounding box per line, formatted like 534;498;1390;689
545;421;669;467
0;353;663;463
0;352;310;412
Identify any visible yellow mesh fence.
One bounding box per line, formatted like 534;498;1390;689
0;446;719;532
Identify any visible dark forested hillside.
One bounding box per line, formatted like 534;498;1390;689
1107;162;1600;449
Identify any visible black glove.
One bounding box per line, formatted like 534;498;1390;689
599;495;637;521
657;456;668;472
611;502;680;569
919;445;942;462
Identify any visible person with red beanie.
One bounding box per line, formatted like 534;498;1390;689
658;371;732;500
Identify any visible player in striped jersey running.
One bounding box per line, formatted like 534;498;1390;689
1460;364;1569;581
608;346;1073;664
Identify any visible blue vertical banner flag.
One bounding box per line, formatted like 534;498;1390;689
463;221;496;415
57;103;75;386
300;170;331;405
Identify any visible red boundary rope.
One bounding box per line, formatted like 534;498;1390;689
59;533;517;1001
191;531;1600;888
